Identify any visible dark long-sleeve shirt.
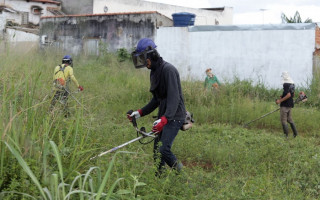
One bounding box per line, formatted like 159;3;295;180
280;83;294;108
141;61;186;121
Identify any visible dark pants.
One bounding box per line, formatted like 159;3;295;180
280;107;293;124
153;120;183;173
50;90;69;113
280;106;298;137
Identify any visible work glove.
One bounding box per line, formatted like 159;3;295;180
152;116;168;133
127;109;142;121
78;86;84;91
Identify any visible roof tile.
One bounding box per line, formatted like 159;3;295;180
29;0;60;5
41;11;161;19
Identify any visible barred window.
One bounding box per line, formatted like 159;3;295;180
21;12;29;25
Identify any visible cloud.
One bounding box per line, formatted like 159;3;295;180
146;0;320;24
146;0;211;8
208;0;320;14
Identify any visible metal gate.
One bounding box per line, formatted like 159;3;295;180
83;38;100;56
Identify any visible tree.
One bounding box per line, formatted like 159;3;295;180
281;11;313;23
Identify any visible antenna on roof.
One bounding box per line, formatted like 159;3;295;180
104;5;108;13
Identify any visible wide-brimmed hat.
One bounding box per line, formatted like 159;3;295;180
281;71;294;84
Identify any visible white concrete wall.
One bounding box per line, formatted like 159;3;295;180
3;28;38;52
155;25;316;88
6;28;39;42
4;1;59;25
0;18;3;35
93;0;233;25
0;11;21;37
0;11;22;24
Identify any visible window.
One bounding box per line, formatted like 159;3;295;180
21;12;29;25
31;6;43;15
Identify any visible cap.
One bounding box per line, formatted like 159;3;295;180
136;38;157;53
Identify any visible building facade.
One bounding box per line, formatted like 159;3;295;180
40;11;173;55
0;0;61;26
56;0;93;15
0;0;63;51
93;0;233;25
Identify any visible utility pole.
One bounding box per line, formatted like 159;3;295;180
260;9;268;24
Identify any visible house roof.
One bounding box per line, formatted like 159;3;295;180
41;11;170;19
0;5;19;13
27;0;61;5
201;7;225;11
47;7;65;16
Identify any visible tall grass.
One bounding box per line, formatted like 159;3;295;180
1;48;320;199
2;140;131;199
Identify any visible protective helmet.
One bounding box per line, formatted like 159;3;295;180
131;38;158;69
62;55;73;65
136;38;157;53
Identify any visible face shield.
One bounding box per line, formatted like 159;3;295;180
62;59;73;67
131;49;155;69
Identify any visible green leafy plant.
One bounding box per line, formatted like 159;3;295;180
117;48;130;62
281;11;313;23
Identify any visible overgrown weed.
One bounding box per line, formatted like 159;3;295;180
1;48;320;199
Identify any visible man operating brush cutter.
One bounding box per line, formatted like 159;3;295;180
50;55;84;116
276;71;299;138
243;90;307;128
91;39;194;176
128;38;187;176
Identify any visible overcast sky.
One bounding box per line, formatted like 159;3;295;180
146;0;320;24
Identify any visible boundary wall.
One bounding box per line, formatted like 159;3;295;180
155;24;317;88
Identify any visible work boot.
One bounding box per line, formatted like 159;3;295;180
282;124;289;138
172;161;183;174
289;122;298;138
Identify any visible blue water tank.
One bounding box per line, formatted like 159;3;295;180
172;12;196;27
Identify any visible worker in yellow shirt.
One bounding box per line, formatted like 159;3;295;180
50;55;84;115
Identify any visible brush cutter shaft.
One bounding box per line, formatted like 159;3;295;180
96;131;154;157
64;88;88;112
90;111;156;160
134;127;156;138
243;108;280;127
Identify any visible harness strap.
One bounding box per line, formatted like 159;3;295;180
55;65;66;76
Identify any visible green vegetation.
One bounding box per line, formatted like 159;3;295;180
1;48;320;199
281;11;313;23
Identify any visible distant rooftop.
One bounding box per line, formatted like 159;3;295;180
201;7;227;11
27;0;61;5
188;23;318;32
0;5;19;13
41;11;168;19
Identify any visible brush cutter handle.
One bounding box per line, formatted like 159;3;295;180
127;110;137;127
